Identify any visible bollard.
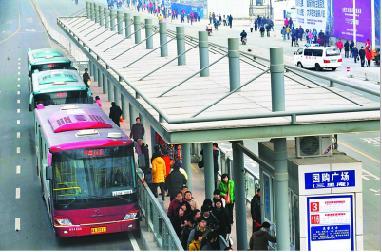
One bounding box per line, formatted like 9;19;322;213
110;10;116;31
104;7;109;29
176;26;185;66
144;19;153;49
199;31;209;77
228;38;240;91
99;5;104;26
159;22;168;57
133;16;141;44
117;10;123;34
124;12;132;38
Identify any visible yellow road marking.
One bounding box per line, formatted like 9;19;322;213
339;141;380;163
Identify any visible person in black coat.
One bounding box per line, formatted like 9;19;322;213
213;143;220;188
344;40;350;58
352;46;359;63
211;199;229;237
358;46;366;67
165;160;187;201
251;189;261;233
137;139;150;176
83;68;90;87
130;117;145;141
109;102;123;126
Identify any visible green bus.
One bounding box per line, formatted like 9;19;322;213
28;48;73;77
29;69;93;111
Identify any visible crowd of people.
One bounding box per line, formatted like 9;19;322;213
336;38;379;67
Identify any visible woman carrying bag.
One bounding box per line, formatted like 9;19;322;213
218;174;235;235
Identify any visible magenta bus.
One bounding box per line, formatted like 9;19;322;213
34;103;140;237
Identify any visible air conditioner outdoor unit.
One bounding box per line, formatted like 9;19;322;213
296;135;333;158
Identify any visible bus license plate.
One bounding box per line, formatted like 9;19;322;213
91;227;106;234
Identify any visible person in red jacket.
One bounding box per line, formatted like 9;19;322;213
336;39;344;53
365;47;373;67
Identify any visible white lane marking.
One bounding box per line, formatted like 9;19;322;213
17;109;20;113
16;165;21;174
17;120;20;124
129;233;140;250
18;66;20;70
370;188;380;193
16;188;20;199
17;132;20;138
18;72;20;75
17;78;20;81
17;62;21;65
17;99;20;104
15;218;21;231
16;147;20;154
362;169;380;181
361;137;380;147
17;91;20;95
18;58;21;61
17;84;20;87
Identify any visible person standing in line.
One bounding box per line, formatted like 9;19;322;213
251;189;261;233
151;146;166;200
137;139;150;176
336;39;344;53
109;102;123;126
352;46;359;63
249;221;276;250
350;40;355;57
95;96;102;107
228;14;233;28
130;116;144;142
218;174;235;231
83;68;91;87
344;40;350;58
365;47;373;67
359;46;366;67
213;143;220;188
165;160;187;201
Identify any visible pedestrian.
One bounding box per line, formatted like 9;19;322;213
249;221;276;250
359;46;366;67
344;40;350;58
286;26;291;40
265;24;271;37
137;139;150;175
251;189;261;233
209;12;212;24
187;218;210;246
212;199;229;237
129;116;144;141
167;191;183;220
200;198;213;214
201;230;220;250
184;191;198;211
95;96;102;107
228;14;233;28
259;26;265;37
188;230;203;251
181;216;195;250
365;38;371;50
352;46;359;63
366;47;373;67
151;146;166;200
218;174;235;230
109;102;123;126
336;39;343;53
350;40;355;57
83;68;91;87
172;206;187;237
165;160;187;201
213;189;225;207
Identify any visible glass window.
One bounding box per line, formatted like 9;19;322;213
34;90;90;107
312;49;323;57
31;62;71;74
52;146;136;205
326;48;340;56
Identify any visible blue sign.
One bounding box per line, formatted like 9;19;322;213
305;170;355;189
311;225;351;241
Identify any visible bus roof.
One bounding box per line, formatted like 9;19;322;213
31;69;88;94
28;48;71;66
34;104;132;152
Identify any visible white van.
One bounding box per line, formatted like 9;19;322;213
293;45;342;71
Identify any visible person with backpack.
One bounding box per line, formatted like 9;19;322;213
109;102;123;126
249;221;276;250
165;160;187;201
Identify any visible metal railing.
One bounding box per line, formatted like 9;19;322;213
137;172;184;250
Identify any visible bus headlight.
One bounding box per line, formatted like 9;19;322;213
124;212;138;220
55;218;73;226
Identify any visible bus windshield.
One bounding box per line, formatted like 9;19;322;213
34;90;90;107
52;146;136;209
30;62;71;75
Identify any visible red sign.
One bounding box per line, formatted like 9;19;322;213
311;202;320;212
311;214;320;224
84;149;105;157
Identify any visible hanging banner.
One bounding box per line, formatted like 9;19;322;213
307;195;354;251
332;0;372;42
294;0;328;31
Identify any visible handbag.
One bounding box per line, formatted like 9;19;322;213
225;183;231;204
119;116;124;123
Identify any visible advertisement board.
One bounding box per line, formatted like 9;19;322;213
307;195;354;251
294;0;328;31
332;0;372;41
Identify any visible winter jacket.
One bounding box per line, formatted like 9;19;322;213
218;180;235;203
130;123;144;141
167;199;182;219
181;225;194;250
251;195;261;221
188;240;201;251
109;104;123;125
249;228;276;250
185;198;198;211
151;153;166;183
359;48;366;59
211;208;229;236
165;169;187;199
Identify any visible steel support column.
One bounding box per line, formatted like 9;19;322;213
99;5;104;26
182;143;192;191
202;143;214;199
102;72;106;94
97;69;101;87
124;12;132;38
159;22;168;57
134;16;141;44
86;2;90;18
228;38;240;91
94;4;99;23
232;141;248;250
117;10;123;34
110;10;116;31
270;47;290;250
90;2;95;21
176;27;185;66
104;8;109;29
199;31;209;77
144;19;153;49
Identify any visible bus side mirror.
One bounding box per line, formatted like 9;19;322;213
29;94;33;111
46;166;53;180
